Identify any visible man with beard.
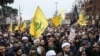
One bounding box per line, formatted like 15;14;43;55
33;39;45;56
22;36;32;55
14;47;25;56
0;44;6;56
7;41;21;56
57;42;73;56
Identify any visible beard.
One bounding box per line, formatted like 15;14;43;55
64;50;70;55
16;55;21;56
16;54;22;56
0;52;3;56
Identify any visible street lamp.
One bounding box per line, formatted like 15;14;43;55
55;2;58;16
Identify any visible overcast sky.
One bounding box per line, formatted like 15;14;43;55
9;0;75;20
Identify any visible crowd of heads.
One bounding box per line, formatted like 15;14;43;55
0;24;100;56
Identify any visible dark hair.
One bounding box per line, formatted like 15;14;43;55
0;43;6;47
5;43;10;47
14;47;21;53
13;41;19;45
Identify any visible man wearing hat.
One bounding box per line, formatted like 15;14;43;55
33;39;45;56
46;50;56;56
57;42;73;56
22;36;32;55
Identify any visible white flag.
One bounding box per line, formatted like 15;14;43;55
68;27;76;40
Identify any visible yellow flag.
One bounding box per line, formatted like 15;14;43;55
30;6;48;39
9;21;13;33
51;14;62;27
78;13;87;26
58;9;65;15
20;21;26;32
30;21;35;36
14;20;20;31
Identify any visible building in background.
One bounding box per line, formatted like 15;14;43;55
62;12;72;25
76;0;100;27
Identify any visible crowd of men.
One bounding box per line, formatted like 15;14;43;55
0;23;100;56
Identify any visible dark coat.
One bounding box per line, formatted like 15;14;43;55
5;47;15;56
22;43;32;55
57;52;73;56
90;50;100;56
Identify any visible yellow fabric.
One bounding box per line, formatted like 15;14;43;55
14;20;20;31
30;6;48;39
51;14;62;27
59;9;65;25
30;21;35;36
9;22;13;33
58;9;65;15
78;13;87;26
20;21;26;32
